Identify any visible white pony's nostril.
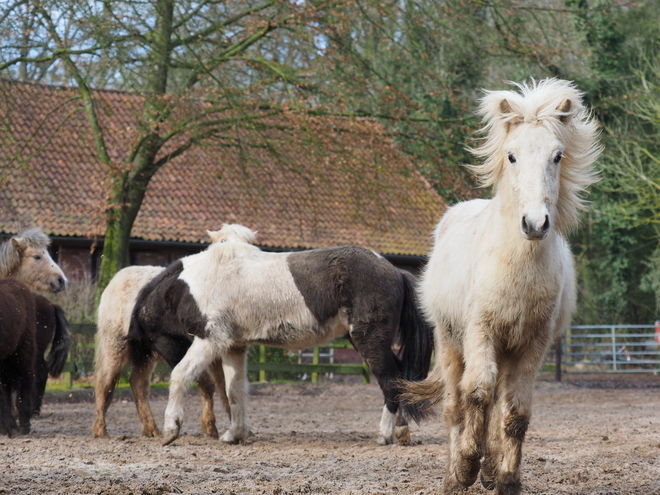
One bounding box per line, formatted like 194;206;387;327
541;215;550;232
521;216;530;234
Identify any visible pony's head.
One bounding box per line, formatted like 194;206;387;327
470;78;602;239
207;224;258;245
0;227;68;292
206;224;260;262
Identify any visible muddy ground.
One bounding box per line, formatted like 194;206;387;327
1;374;659;495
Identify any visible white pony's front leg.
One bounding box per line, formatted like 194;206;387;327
378;405;396;445
163;337;216;446
220;346;250;444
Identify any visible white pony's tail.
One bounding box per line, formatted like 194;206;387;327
397;363;444;408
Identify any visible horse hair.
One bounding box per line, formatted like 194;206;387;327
0;227;51;278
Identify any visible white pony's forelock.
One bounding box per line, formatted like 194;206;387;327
207;224;258;245
206;224;260;263
467;78;603;233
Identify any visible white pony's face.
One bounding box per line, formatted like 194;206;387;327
11;239;68;292
504;123;564;241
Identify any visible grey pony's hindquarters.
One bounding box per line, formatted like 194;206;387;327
395;270;435;423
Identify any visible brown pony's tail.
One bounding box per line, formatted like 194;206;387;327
396;363;444;408
46;304;72;377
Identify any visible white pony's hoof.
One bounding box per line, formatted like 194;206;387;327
376;434;395;446
221;427;251;444
162;424;181;446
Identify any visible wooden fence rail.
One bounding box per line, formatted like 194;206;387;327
59;325;371;387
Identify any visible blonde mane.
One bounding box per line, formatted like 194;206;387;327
0;227;51;277
469;78;602;233
206;224;260;263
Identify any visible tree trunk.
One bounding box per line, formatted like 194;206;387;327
94;141;162;303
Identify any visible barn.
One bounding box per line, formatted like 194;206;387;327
0;79;451;280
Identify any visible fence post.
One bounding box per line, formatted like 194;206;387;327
611;326;617;372
312;346;319;383
555;334;562;382
259;345;266;382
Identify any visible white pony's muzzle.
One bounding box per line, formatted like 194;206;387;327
521;208;550;241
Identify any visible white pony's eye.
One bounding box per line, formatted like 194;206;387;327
220;239;227;243
507;152;517;164
553;151;563;164
33;255;42;260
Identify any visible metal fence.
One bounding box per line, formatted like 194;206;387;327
556;323;660;375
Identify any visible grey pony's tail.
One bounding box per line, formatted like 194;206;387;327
46;304;72;377
395;271;437;423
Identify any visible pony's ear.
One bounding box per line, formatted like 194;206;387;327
557;98;574;124
207;230;223;243
499;98;512;116
11;237;26;253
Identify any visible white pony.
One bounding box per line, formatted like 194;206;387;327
403;79;602;495
91;227;253;438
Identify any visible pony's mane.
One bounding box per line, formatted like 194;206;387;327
207;224;258;245
207;224;260;263
469;78;602;233
0;227;51;277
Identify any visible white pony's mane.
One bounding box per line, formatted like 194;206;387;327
0;227;51;277
206;223;260;262
469;78;602;233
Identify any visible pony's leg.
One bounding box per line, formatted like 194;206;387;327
395;411;411;446
15;372;34;435
92;348;126;438
32;356;48;416
210;357;230;419
220;346;250;444
349;323;405;445
377;403;397;446
162;337;216;446
487;349;544;495
438;344;468;494
0;385;18;437
196;370;219;439
481;394;504;491
129;359;160;437
454;324;497;488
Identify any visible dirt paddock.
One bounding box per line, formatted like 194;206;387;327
2;375;659;495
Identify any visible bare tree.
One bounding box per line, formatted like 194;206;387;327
1;0;324;297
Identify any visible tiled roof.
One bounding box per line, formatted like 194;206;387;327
0;79;447;256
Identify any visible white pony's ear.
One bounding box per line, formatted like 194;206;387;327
207;230;223;243
557;98;574;124
478;91;520;130
499;98;512;116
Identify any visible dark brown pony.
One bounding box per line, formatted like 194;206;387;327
0;279;37;436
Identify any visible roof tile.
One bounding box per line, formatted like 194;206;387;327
0;79;447;256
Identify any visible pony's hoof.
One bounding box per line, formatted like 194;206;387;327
202;422;219;439
443;473;468;493
141;427;161;438
18;425;30;435
454;455;480;488
480;456;498;490
494;475;521;495
376;435;394;446
395;425;411;446
221;428;250;444
162;427;180;446
495;482;522;495
162;433;179;446
481;473;496;490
